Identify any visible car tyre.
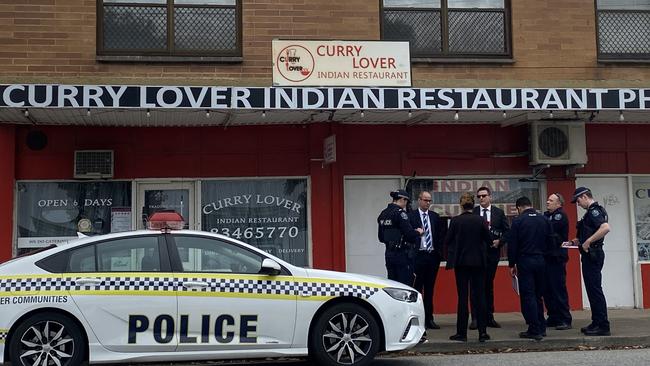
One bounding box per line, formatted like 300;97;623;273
9;312;86;366
310;303;380;366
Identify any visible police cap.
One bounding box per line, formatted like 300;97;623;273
571;186;591;203
390;189;411;202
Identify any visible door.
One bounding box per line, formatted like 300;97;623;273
137;182;195;230
170;233;297;351
67;234;178;352
344;178;401;277
575;177;635;308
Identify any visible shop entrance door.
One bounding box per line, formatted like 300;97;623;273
136;182;196;230
575;176;635;308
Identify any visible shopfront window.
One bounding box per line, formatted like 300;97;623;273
407;178;541;259
381;0;511;58
201;179;308;266
632;177;650;261
16;181;132;254
596;0;650;60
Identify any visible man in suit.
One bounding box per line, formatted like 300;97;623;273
470;186;509;329
408;190;445;330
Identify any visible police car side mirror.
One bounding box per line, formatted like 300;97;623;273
260;258;282;276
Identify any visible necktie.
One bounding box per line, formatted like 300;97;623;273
422;212;433;252
482;208;490;228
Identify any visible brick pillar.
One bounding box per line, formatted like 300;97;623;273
0;125;16;261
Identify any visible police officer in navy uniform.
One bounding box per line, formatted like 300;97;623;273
378;190;423;286
571;187;611;336
508;196;553;341
543;193;573;330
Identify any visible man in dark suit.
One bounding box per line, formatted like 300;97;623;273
408;190;446;330
470;186;509;329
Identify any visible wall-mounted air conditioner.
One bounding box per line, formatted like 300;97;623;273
529;121;587;165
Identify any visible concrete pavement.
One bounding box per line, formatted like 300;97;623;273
412;309;650;353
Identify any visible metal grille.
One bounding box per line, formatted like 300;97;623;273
538;127;569;159
598;10;650;57
103;5;167;50
74;150;114;178
449;10;505;54
383;10;442;56
174;7;237;51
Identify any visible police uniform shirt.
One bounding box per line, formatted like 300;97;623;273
544;207;569;259
378;203;420;246
578;202;608;247
507;208;552;267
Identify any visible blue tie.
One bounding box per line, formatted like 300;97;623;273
422;212;433;252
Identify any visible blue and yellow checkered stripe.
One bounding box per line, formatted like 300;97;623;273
0;274;382;301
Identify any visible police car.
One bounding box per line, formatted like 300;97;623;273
0;212;424;366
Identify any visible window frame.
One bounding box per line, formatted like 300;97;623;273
595;0;650;62
379;0;513;60
96;0;243;58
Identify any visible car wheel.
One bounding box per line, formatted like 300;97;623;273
310;303;380;366
9;312;86;366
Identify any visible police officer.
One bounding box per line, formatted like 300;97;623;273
508;196;553;341
571;187;611;336
543;193;572;330
378;190;423;285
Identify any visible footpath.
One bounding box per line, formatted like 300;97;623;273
411;308;650;354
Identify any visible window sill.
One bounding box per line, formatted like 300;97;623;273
96;55;243;63
411;57;515;64
597;58;650;64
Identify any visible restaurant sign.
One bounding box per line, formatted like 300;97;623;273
272;40;411;87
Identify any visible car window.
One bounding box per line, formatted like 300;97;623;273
173;235;263;274
66;236;161;272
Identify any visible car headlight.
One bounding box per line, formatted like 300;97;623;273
383;287;418;302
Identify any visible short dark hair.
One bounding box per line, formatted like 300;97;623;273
515;196;532;208
460;192;475;210
477;186;491;195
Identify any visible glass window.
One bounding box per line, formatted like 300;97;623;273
68;245;97;272
408;178;541;260
92;236;161;272
632;177;650;261
174;235;264;274
381;0;510;58
596;0;650;59
98;0;241;57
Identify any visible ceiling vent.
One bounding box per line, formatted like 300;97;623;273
529;121;587;165
74;150;114;179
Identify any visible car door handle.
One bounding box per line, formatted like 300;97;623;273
182;281;209;289
74;278;103;286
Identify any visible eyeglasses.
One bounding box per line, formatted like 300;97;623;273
421;199;432;202
477;194;489;198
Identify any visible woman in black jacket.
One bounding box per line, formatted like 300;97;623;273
445;192;493;342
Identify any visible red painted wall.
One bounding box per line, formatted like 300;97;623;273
642;264;650;309
7;122;650;312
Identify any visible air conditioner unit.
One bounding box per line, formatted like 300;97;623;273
529;121;587;165
74;150;114;179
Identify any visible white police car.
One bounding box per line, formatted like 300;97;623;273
0;212;424;366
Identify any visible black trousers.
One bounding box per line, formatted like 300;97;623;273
543;257;572;325
472;252;498;321
412;250;441;324
454;266;487;336
385;247;411;286
581;249;610;329
518;255;546;336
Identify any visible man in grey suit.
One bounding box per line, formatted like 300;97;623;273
470;186;509;329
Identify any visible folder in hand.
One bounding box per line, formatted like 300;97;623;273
512;275;519;296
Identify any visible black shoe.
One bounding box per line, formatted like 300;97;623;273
555;323;572;330
479;333;490;342
580;323;597;333
426;320;441;329
487;319;501;328
583;327;611;336
449;334;467;342
469;320;477;330
545;319;560;327
519;331;543;341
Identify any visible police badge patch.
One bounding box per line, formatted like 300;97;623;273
400;212;408;220
554;213;562;220
592;209;600;217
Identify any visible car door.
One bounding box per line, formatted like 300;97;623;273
66;234;178;352
169;233;297;352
